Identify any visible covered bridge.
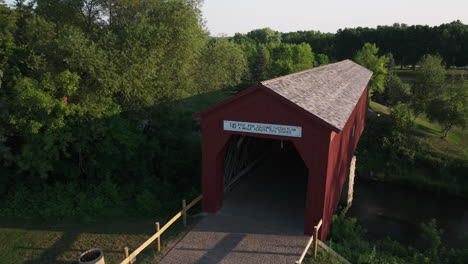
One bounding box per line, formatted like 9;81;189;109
194;60;373;239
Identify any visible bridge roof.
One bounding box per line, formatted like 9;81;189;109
194;60;372;132
261;60;372;131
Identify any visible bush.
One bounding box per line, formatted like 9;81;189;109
327;212;467;264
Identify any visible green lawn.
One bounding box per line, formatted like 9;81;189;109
0;216;193;264
369;101;468;160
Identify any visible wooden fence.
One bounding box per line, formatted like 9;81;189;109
296;219;323;264
119;195;203;264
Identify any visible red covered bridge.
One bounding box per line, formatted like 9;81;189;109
194;60;373;239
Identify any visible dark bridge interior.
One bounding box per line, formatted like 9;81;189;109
223;136;308;233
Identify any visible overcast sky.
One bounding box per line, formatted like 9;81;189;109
3;0;467;36
201;0;468;36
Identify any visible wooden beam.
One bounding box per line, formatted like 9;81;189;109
156;222;161;252
182;199;187;227
296;235;314;264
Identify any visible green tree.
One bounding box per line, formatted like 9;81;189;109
251;45;270;83
195;37;247;93
246;28;282;45
385;52;396;72
420;219;443;264
291;43;314;72
354;43;389;96
315;53;329;66
426;75;468;139
384;73;411;106
410;55;446;120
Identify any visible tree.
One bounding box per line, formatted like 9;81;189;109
354;43;389;96
384;73;411;106
385;52;396;72
251;45;270;83
195;37;247;93
291;43;315;72
426;75;468;139
246;28;282;45
315;53;329;66
410;55;446;120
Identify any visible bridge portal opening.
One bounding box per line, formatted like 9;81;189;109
223;135;308;232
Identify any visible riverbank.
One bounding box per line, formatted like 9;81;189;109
349;177;468;249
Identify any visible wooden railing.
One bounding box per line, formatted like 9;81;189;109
119;195;203;264
296;219;323;264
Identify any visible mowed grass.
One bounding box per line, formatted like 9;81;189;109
369;101;468;160
0;216;193;264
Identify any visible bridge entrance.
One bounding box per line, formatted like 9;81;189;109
223;136;308;232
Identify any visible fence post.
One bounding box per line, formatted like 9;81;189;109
156;222;161;252
313;225;319;258
124;246;129;259
182;199;187;227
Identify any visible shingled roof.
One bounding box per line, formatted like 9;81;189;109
261;60;372;131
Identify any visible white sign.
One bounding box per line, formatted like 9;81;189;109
223;120;302;138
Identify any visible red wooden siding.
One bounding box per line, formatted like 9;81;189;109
322;85;369;238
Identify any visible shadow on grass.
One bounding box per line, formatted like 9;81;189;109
409;123;440;138
0;215;199;264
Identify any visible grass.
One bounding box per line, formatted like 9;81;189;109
304;249;348;264
0;215;196;264
369;100;468;160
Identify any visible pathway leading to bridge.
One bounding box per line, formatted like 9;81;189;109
159;145;310;264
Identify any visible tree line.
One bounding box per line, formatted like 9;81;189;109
0;0;329;219
283;21;468;67
0;0;249;217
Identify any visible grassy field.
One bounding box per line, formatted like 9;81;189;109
369;101;468;160
0;215;198;264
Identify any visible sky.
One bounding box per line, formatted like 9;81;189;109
201;0;468;36
3;0;467;36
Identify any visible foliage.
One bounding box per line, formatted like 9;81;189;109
359;101;468;197
354;43;389;95
410;55;447;119
0;1;244;218
426;75;468;138
386;53;396;72
196;37;247;93
328;212;468;264
390;103;413;131
315;53;329;66
380;73;411;106
233;30;316;87
284;21;468;67
251;45;270;83
246;28;282;45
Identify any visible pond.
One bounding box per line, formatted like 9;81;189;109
348;178;468;248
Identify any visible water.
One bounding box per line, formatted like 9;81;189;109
348;178;468;248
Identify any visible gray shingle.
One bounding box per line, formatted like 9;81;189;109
261;60;373;131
